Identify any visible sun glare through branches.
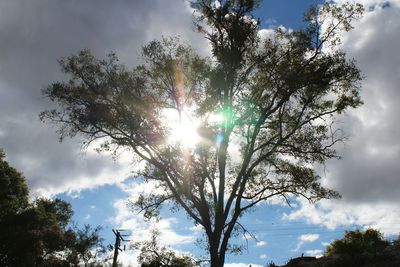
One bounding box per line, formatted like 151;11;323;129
163;109;226;148
163;108;200;148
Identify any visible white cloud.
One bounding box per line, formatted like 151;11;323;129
258;28;275;41
293;234;320;252
284;198;400;236
259;254;267;260
106;196;198;266
189;224;204;233
114;249;140;267
325;1;400;205
305;249;323;258
284;0;400;237
334;0;400;9
256;240;267;247
118;179;165;201
299;234;320;243
322;242;330;247
110;198;195;246
241;232;254;240
0;0;208;197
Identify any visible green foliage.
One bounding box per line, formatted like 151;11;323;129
67;224;105;266
136;229;198;267
0;149;29;219
0;149;105;267
326;228;390;259
276;229;400;267
41;1;364;266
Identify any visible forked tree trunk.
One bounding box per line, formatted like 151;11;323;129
209;234;225;267
210;250;223;267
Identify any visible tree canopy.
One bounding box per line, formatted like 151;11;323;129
0;149;29;219
0;149;105;267
321;229;400;267
326;228;390;258
41;1;364;266
136;229;198;267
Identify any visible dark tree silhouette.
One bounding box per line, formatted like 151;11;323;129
41;1;363;266
0;149;105;267
326;228;390;258
0;149;29;219
136;229;198;267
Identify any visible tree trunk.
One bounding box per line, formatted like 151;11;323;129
209;235;224;267
210;252;224;267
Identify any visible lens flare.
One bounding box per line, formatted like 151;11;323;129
163;109;199;147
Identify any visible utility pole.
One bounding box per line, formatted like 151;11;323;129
112;229;130;267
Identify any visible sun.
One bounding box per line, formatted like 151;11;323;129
163;108;200;148
163;108;226;148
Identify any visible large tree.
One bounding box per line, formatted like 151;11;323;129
41;1;363;266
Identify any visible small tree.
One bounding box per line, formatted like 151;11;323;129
136;229;198;267
41;1;363;266
67;224;105;266
326;229;390;258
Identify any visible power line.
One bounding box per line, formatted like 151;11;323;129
237;227;400;237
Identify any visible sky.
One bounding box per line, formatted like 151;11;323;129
1;0;400;266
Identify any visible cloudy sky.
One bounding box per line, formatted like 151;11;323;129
1;0;400;266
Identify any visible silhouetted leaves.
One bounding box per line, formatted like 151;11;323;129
135;229;199;267
41;1;364;266
0;149;105;267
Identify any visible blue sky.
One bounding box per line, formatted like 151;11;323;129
56;183;339;265
256;0;323;28
1;0;400;266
